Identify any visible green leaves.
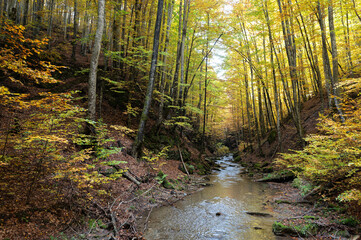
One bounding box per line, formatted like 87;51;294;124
277;98;361;205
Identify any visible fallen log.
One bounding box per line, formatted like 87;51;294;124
123;171;141;185
246;212;273;217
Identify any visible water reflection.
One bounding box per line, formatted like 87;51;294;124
141;155;279;240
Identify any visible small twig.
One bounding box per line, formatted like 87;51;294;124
0;118;12;161
116;183;157;209
143;206;154;233
178;145;190;177
110;208;119;237
271;142;280;159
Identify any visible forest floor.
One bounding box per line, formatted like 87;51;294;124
0;47;215;239
237;95;361;239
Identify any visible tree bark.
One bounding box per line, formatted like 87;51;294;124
328;0;345;122
179;0;190;107
132;0;164;160
47;0;55;49
23;0;30;25
71;0;78;61
277;0;303;142
158;0;175;126
263;0;281;148
87;0;105;121
170;0;183;105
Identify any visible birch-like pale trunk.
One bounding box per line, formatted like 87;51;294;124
87;0;105;121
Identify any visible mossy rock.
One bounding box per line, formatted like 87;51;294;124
272;221;319;237
162;180;174;189
262;167;273;173
275;200;292;204
240;162;248;167
254;163;262;169
196;163;211;175
332;230;351;238
233;151;240;158
168;149;191;162
179;163;195;174
267;130;277;144
233;154;242;163
257;170;295;183
303;215;319;220
338;217;360;227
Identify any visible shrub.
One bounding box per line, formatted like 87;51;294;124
277;95;361;208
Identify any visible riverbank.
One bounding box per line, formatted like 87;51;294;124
0;117;214;240
236;154;361;239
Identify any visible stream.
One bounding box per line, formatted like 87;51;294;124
140;155;281;240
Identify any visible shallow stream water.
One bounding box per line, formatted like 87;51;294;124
141;155;281;240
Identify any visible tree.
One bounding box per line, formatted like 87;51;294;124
88;0;106;121
132;0;164;160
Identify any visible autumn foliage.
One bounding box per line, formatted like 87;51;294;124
0;23;125;238
278;80;361;214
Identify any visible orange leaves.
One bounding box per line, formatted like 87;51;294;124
0;23;60;85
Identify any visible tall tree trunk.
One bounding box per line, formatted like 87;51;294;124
71;0;78;61
87;0;105;121
23;0;30;25
170;0;183;105
47;0;55;49
158;0;175;126
317;1;332;109
202;13;209;154
340;1;352;69
277;0;303;141
132;0;164;159
295;0;323;107
179;0;189;107
0;0;3;19
81;0;91;55
112;0;122;67
63;1;68;40
120;0;127;75
263;0;281;148
328;0;345;122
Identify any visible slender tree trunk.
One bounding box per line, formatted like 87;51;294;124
263;0;281;148
71;0;78;61
277;0;303;141
112;0;122;67
182;29;196;106
158;0;175;126
81;0;91;55
317;1;332;109
63;1;68;40
120;0;127;74
295;0;323;107
132;0;164;159
145;0;155;50
352;0;361;23
87;0;105;121
202;13;209;154
0;0;3;19
328;0;345;122
23;0;30;25
170;0;183;105
47;0;55;49
179;0;189;107
341;2;352;69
